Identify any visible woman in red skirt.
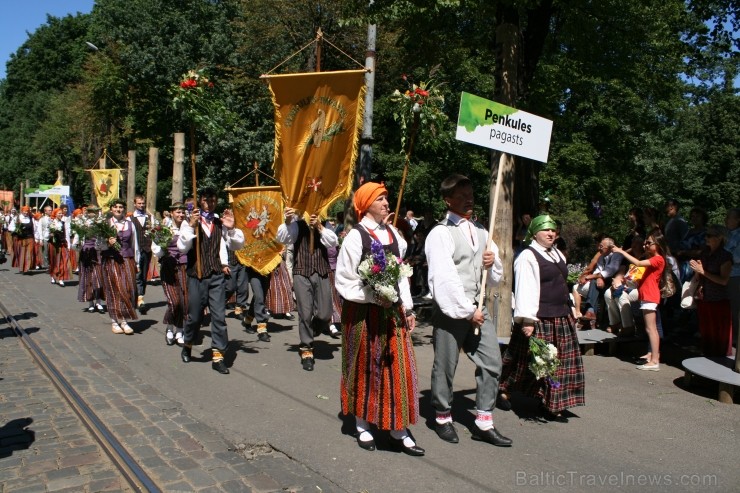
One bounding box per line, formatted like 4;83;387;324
689;225;733;356
9;206;36;273
48;208;71;286
335;182;422;456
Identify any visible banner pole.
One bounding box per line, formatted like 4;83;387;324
190;123;201;279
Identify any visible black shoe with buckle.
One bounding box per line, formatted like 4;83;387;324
212;360;230;374
356;434;376;451
258;332;271;342
181;347;191;363
138;303;149;315
389;436;425;456
471;427;513;447
435;422;459;443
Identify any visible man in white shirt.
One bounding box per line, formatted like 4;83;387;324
132;195;154;314
36;205;53;269
425;174;512;447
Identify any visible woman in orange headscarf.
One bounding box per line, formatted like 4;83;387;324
9;206;36;273
335;182;423;456
48;208;71;286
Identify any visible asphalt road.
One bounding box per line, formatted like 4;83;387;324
2;265;738;493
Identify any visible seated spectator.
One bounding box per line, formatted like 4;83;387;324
572;236;623;324
604;236;645;336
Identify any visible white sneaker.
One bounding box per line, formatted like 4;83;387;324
121;322;134;335
50;278;56;284
58;281;65;287
111;322;124;334
636;363;660;371
176;332;184;345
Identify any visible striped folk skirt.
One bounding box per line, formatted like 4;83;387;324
266;262;294;314
77;248;104;303
160;259;188;328
17;237;35;273
12;236;20;268
328;270;342;324
500;315;585;413
341;300;419;431
49;242;71;281
101;254;138;321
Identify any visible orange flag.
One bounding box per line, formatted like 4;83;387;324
266;70;366;217
229;186;284;275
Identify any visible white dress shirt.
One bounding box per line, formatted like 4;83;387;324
177;216;245;266
276;219;338;248
335;217;413;312
425;212;503;320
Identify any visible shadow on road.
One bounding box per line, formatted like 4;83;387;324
0;417;35;459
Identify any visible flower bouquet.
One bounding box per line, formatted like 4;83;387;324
70;217;91;241
48;221;63;247
528;336;561;388
358;239;413;312
566;263;585;286
150;224;173;250
90;217;121;251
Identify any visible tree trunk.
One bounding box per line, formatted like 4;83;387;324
127;150;136;210
146;147;158;213
172;133;185;204
490;21;519;338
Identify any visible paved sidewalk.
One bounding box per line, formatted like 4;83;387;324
0;267;341;493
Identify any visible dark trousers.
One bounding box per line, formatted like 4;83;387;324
225;262;249;308
136;250;152;296
184;273;228;351
293;273;332;347
246;267;270;323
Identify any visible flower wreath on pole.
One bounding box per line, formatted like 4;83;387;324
170;68;227;278
389;65;448;225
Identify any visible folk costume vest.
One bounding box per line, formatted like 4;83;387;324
186;218;223;278
528;246;570;318
292;220;330;278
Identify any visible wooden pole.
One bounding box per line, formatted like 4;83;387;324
254;162;259;186
475;153;506;335
146;148;158;213
19;181;24;208
190;123;201;279
127;150;136;211
172;133;185;203
393;113;420;226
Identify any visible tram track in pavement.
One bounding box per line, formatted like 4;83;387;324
0;298;162;493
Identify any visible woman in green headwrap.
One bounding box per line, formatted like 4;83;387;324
498;215;585;421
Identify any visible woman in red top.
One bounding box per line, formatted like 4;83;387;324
613;229;668;371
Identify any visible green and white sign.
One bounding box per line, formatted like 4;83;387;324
456;92;553;163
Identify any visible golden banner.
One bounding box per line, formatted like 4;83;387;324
267;70;365;217
229;186;284;275
89;169;120;213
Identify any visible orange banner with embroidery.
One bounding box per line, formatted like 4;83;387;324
89;169;120;213
229;186;284;275
267;70;365;217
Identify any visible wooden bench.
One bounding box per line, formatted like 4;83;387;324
577;329;618;356
682;356;740;404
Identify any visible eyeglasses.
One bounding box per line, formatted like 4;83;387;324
644;241;655;246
